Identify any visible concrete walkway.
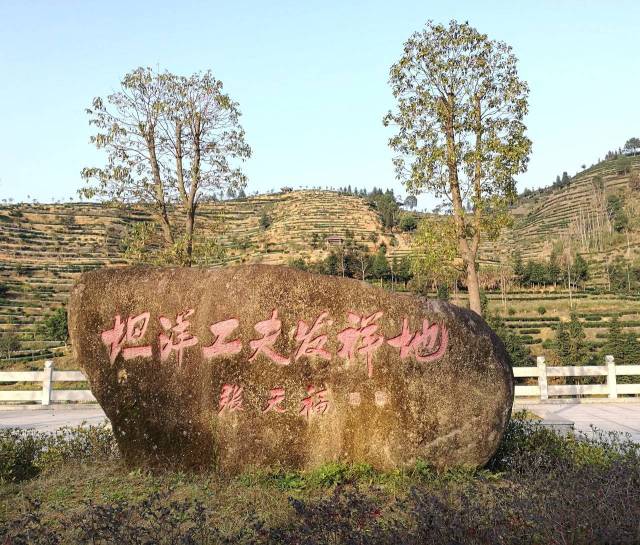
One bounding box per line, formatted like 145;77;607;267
516;402;640;441
0;406;107;432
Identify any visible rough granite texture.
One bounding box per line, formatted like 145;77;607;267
68;265;514;473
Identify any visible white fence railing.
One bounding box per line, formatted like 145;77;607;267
0;357;638;405
0;361;95;405
515;356;640;400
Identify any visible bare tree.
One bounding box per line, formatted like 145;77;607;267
81;67;251;265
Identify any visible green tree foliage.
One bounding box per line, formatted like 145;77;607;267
486;314;532;367
554;321;572;366
624;137;640;150
398;213;418;232
572;254;589;287
403;195;418;210
311;243;386;283
367;188;400;230
606;194;628;232
567;312;589;365
371;247;390;283
288;257;308;271
609;257;640;293
512;251;524;283
479;291;489;314
621;333;640;366
0;334;20;360
600;316;640;366
323;252;339;276
81;67;251;266
411;216;460;290
600;316;623;362
0;283;8;299
514;252;589;289
384;20;531;316
436;284;450;301
36;308;68;344
395;256;412;288
123;221;226;266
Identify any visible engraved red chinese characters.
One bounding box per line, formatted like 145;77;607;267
159;309;199;367
262;387;286;413
101;312;152;364
219;384;244;413
294;311;332;361
249;309;289;365
203;318;242;359
299;386;329;418
387;317;449;362
337;311;384;378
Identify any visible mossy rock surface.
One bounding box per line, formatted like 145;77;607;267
68;264;513;474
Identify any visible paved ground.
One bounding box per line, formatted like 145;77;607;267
2;403;640;440
516;402;640;441
0;406;107;431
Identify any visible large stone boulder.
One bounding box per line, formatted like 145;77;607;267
68;265;513;473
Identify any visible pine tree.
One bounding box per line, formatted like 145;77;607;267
371;248;390;284
554;321;571;366
622;333;640;366
324;252;339;276
547;249;561;287
600;316;623;363
567;313;588;366
487;314;532;367
618;332;640;384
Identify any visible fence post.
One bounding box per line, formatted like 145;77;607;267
42;360;53;406
606;355;617;399
537;356;548;401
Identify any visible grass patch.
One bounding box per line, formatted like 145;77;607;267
1;412;639;543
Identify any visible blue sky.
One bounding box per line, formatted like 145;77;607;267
0;0;638;210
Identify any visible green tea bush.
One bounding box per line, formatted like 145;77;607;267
518;328;540;334
0;423;117;483
0;428;42;483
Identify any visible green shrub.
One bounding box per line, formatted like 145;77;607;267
537;305;547;315
398;213;417;232
0;429;42;483
0;424;117;484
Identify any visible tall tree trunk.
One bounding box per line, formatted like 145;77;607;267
146;131;173;245
466;261;482;315
442;94;483;316
184;118;202;267
185;206;195;267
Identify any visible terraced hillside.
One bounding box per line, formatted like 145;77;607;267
0;191;411;366
209;190;410;265
483;291;640;363
485;156;640;285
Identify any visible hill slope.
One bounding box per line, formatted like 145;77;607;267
483;156;640;285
